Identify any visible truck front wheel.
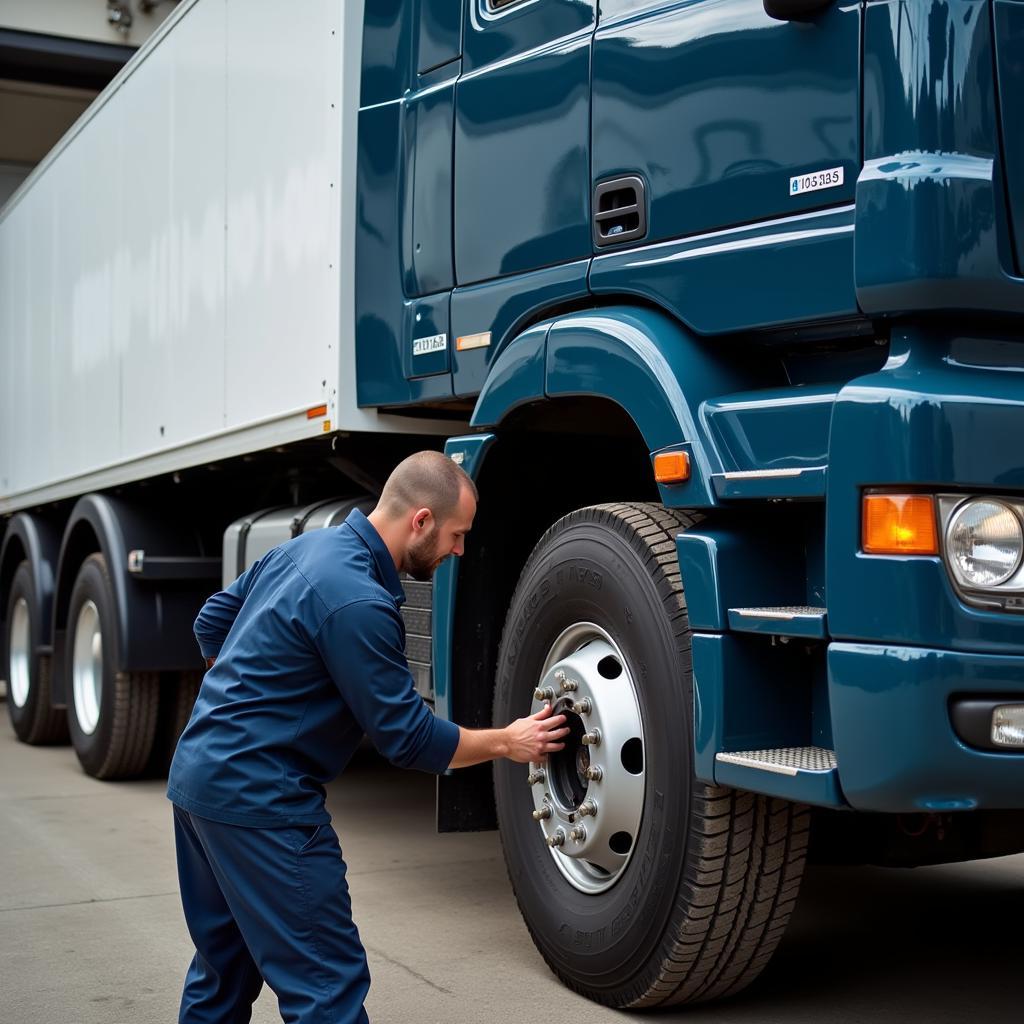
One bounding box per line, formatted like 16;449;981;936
493;503;810;1007
65;554;159;779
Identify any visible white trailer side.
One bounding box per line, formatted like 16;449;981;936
0;0;450;516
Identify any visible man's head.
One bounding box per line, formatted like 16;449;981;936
368;451;478;581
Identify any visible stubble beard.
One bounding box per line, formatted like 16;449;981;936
405;531;444;582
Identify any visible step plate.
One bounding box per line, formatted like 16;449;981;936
732;605;824;619
716;746;837;777
727;606;827;638
712;465;827;500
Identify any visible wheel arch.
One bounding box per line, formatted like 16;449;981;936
470;304;777;509
436;395;662;830
1;512;63;650
53;495;213;701
53;497;122;645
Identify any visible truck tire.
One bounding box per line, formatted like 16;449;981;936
4;561;68;744
147;669;202;777
65;554;159;780
493;503;810;1008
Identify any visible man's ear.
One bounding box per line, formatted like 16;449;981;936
412;507;433;533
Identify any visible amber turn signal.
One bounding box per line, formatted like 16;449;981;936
654;451;690;484
862;494;938;555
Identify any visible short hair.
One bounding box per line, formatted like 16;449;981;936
377;450;478;524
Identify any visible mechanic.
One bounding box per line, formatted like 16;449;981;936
167;450;568;1023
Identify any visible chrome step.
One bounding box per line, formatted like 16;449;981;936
714;745;842;806
716;746;836;776
727;605;827;639
711;465;827;500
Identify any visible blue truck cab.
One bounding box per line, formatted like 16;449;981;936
354;0;1024;1007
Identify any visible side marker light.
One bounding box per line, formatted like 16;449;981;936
654;451;690;484
456;332;491;352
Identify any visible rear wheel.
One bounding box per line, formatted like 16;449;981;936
65;554;159;779
493;503;810;1007
4;561;67;744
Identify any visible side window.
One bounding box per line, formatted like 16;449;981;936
488;0;526;10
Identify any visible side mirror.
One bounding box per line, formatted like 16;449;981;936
763;0;833;21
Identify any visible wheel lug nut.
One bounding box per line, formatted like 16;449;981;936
572;697;592;715
532;802;552;821
578;799;598;817
581;729;601;747
584;765;603;782
560;678;578;693
554;669;566;683
547;829;566;848
527;768;546;786
569;825;587;843
534;686;555;702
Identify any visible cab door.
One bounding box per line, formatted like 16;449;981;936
454;0;596;284
591;0;861;247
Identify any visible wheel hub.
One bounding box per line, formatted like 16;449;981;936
528;622;645;894
8;597;31;709
72;600;103;736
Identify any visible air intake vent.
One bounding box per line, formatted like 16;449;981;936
593;175;647;247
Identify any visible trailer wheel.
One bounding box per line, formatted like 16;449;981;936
4;561;68;744
493;503;810;1008
147;669;202;777
65;554;159;780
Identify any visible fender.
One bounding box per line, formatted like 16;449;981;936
471;305;772;507
0;512;62;652
434;432;497;832
53;495;215;690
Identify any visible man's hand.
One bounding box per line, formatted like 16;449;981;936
448;704;569;769
503;704;568;763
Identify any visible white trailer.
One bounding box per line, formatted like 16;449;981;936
0;0;456;778
0;0;450;514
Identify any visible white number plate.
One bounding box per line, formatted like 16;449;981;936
789;166;844;197
413;333;447;357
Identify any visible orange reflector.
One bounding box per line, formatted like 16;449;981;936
306;404;328;419
456;331;491;352
862;494;938;555
654;451;691;484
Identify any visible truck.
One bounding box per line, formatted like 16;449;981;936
3;0;1024;1009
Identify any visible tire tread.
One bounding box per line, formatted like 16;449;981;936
68;554;159;781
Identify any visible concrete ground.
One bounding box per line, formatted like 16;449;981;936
1;709;1022;1024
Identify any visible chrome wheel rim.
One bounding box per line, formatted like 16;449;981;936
528;622;646;895
72;600;103;736
8;597;31;708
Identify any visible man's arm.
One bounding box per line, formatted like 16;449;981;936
449;704;568;769
193;559;263;662
316;599;568;773
317;599;462;772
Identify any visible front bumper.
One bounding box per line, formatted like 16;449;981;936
830;642;1024;812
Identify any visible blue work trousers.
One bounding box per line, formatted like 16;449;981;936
173;805;371;1024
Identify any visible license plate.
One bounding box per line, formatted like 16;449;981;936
790;166;844;197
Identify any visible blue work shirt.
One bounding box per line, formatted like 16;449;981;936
167;509;460;828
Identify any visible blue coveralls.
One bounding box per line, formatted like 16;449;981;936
167;509;460;1024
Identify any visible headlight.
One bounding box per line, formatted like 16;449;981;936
946;499;1024;588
